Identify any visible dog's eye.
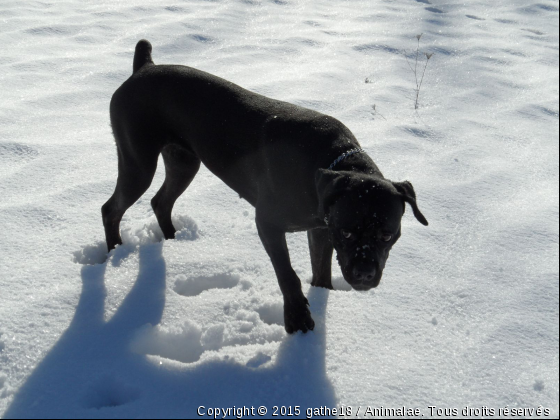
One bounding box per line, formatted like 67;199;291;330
341;229;353;239
382;234;393;242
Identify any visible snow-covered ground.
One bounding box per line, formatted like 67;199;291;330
0;0;558;418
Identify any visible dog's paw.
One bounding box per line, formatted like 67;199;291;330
283;299;315;334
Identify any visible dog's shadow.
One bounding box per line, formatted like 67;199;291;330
4;243;337;418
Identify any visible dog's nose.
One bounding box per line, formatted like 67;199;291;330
352;263;376;283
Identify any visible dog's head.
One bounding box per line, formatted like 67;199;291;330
316;169;428;291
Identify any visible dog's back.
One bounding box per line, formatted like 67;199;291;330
112;41;313;153
109;41;359;206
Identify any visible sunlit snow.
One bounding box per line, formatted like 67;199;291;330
0;0;558;418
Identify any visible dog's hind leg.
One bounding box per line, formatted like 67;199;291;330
308;228;334;289
102;145;159;252
151;145;201;240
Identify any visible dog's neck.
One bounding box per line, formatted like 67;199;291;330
327;148;366;170
324;147;382;178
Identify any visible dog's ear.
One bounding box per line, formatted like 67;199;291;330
392;181;429;226
315;169;351;216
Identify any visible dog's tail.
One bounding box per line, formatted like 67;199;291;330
133;39;155;74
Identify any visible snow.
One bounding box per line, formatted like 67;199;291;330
0;0;558;418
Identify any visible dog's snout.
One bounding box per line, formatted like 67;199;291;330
352;263;377;284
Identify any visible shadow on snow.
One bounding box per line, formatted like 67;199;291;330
4;242;336;419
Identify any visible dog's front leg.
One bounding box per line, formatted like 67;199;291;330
256;218;315;334
308;228;334;290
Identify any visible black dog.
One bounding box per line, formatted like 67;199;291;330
102;40;428;334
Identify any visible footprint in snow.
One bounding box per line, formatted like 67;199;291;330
257;302;284;326
131;322;205;364
173;273;240;297
131;312;283;366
